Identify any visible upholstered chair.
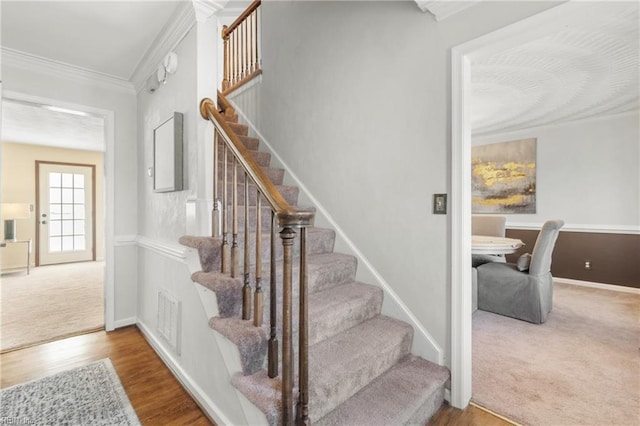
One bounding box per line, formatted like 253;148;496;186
472;215;507;267
476;219;564;324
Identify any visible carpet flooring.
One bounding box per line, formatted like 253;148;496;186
1;261;104;352
473;282;640;426
0;358;140;425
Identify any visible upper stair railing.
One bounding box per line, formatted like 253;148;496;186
221;0;262;94
200;91;313;425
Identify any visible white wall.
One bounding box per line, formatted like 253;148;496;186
1;51;138;326
136;24;248;425
473;112;640;229
235;0;560;367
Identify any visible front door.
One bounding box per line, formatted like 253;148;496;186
36;162;95;265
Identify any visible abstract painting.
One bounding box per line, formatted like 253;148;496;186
472;138;536;214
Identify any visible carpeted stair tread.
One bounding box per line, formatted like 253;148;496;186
222;113;238;123
179;235;220;272
227;122;249;136
231;370;285;426
315;355;449;426
217;150;271;167
308;281;383;345
232;315;414;424
209;316;266;375
217;165;285;185
307;315;414;421
220;183;298;206
216;227;335;266
190;271;242;317
237;135;259;150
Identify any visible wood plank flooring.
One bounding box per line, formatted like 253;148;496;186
1;326;513;425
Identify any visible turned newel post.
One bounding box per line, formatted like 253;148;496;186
296;227;310;426
280;226;296;426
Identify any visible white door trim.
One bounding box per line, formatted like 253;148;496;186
2;90;116;332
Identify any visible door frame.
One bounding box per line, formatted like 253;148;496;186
35;160;97;266
4;90;116;332
450;1;579;409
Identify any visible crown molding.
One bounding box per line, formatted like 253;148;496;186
130;1;197;92
1;47;135;93
192;0;229;22
415;0;480;21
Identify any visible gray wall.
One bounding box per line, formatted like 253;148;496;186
473;113;640;229
244;0;559;364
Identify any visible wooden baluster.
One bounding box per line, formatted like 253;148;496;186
221;145;229;273
244;19;249;77
242;175;251;320
268;211;278;378
297;227;310;425
280;227;296;426
255;7;260;70
254;194;263;327
231;157;239;278
222;27;229;91
234;30;239;85
254;11;258;72
212;130;220;237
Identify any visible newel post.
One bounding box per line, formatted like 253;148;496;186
280;226;296;425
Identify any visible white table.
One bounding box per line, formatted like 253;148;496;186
0;239;32;275
472;235;524;256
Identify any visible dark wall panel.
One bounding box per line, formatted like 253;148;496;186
505;229;639;289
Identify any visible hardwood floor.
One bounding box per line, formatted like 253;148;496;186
0;326;213;425
1;326;514;425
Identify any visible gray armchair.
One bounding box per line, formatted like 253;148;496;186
476;219;564;324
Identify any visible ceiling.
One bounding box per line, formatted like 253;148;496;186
470;1;639;136
1;1;638;148
1;0;185;151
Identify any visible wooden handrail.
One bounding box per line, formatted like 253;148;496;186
222;0;261;38
200;97;314;228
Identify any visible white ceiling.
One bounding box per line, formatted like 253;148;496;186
0;1;638;148
1;1;185;80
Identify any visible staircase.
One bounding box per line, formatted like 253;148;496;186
180;109;449;425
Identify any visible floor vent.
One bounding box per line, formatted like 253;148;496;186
157;290;181;355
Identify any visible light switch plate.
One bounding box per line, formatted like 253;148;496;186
433;193;447;214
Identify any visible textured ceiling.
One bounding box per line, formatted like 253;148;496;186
471;1;639;136
2;100;105;152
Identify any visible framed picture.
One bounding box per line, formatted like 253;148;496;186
153;112;183;192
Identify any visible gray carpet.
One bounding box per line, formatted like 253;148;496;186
0;358;140;425
473;282;640;425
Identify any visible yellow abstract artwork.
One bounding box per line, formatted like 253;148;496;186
471;138;536;213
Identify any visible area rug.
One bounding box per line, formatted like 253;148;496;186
472;282;640;426
1;261;104;352
0;358;140;425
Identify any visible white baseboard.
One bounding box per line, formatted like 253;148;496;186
137;321;234;426
113;317;137;329
554;277;640;294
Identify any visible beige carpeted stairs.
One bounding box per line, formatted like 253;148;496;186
180;113;449;425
